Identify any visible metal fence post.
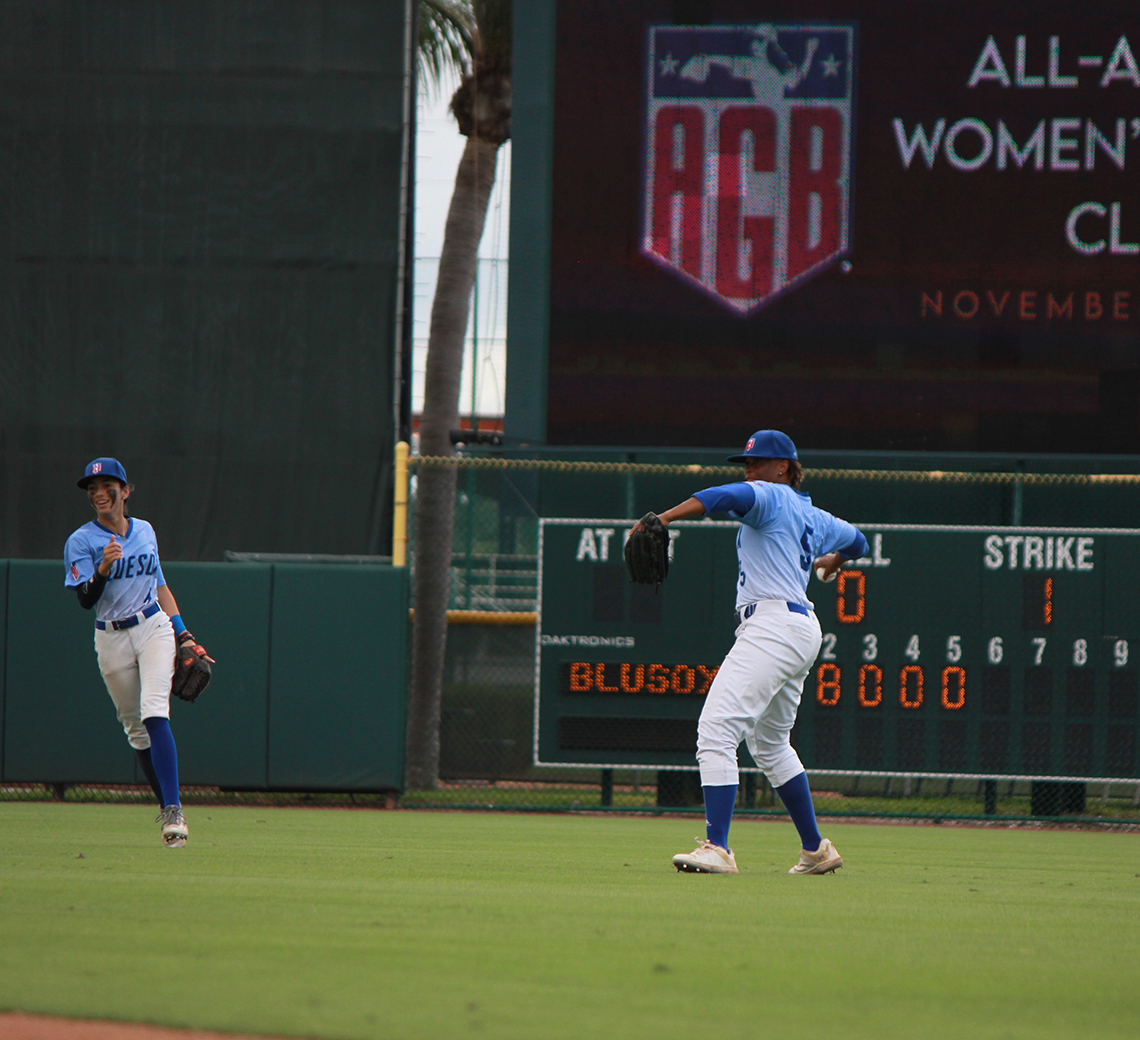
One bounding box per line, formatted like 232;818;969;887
601;769;614;806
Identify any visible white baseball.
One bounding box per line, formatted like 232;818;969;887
815;565;836;583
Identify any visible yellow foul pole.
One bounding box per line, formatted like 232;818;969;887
392;440;409;567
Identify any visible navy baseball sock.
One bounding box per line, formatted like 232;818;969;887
134;747;165;806
702;784;737;851
774;772;821;851
142;717;180;808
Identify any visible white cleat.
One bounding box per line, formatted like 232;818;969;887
789;837;842;874
158;805;188;848
672;838;738;874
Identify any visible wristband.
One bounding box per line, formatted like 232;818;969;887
170;614;187;637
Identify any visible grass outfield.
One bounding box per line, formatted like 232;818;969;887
0;805;1138;1040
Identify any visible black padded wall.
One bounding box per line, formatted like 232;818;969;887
0;0;411;559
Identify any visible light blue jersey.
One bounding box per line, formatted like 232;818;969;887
693;481;867;611
64;518;167;622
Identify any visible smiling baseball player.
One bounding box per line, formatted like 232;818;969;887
64;458;211;848
632;430;867;875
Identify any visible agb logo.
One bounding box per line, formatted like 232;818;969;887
643;24;855;313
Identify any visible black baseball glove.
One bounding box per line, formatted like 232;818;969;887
624;511;670;585
171;631;214;703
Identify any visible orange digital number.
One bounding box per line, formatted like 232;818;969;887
858;663;883;707
1043;577;1053;625
816;663;841;706
836;570;866;624
940;666;966;709
899;664;924;709
645;663;670;694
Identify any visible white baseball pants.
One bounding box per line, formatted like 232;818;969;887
696;600;822;789
94;610;176;749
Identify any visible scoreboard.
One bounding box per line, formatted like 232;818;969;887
535;520;1140;781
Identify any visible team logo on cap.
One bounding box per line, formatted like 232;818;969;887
91;463;102;474
745;437;755;450
643;23;854;313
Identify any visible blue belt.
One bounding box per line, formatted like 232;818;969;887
739;601;812;622
96;601;161;631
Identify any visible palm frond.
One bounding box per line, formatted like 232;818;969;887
418;0;475;89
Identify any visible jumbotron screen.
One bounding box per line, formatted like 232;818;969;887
546;0;1140;452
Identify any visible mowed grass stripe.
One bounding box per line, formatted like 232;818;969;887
0;804;1137;1040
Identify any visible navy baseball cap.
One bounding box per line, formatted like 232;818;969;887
78;457;128;488
726;430;798;462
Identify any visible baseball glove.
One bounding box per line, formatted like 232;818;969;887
171;631;214;703
624;511;670;585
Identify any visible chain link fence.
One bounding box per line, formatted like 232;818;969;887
6;455;1139;824
400;453;1140;824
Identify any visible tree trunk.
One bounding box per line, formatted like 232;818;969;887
405;135;501;790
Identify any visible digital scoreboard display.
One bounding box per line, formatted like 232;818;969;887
535;519;1140;780
540;0;1140;453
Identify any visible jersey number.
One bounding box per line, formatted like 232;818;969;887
799;525;814;572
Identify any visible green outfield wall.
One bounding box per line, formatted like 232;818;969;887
0;562;408;792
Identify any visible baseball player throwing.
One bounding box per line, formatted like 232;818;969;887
64;458;211;848
634;430;867;875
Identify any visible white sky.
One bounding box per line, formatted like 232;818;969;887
412;72;511;419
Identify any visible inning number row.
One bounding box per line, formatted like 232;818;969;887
819;633;1130;667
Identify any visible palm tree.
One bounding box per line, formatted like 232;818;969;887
407;0;512;789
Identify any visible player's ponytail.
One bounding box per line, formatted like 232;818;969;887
786;460;804;490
